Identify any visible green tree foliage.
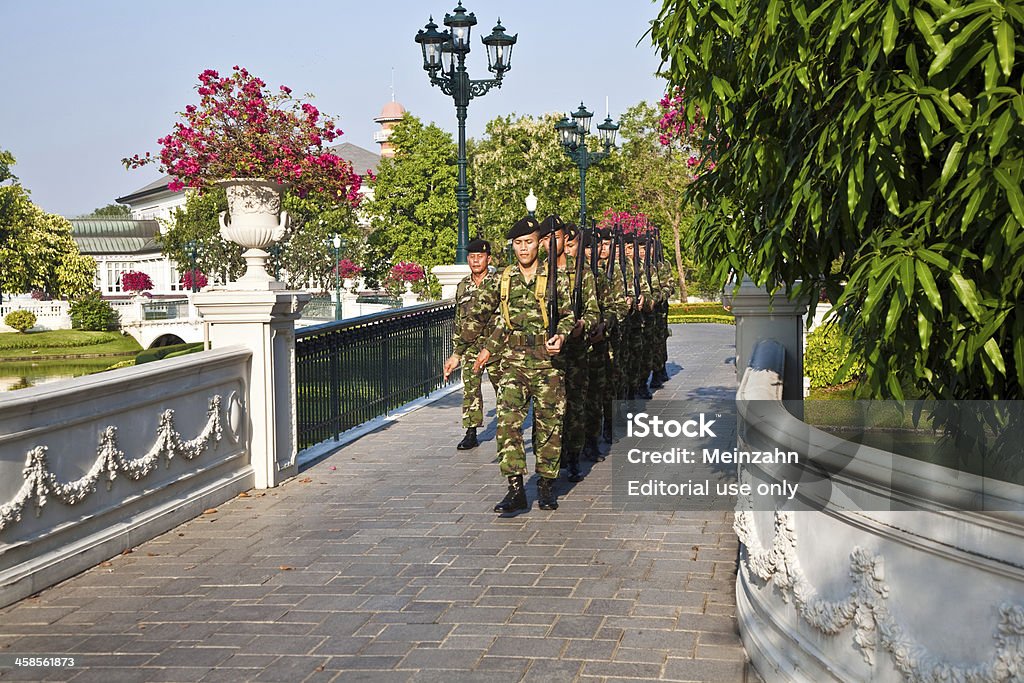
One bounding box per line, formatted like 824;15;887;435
84;203;131;218
365;113;459;281
616;101;706;299
69;290;120;331
162;186;362;291
470;113;628;263
4;310;37;333
0;151;96;300
162;188;243;285
651;0;1024;399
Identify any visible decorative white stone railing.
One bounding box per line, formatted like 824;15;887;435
0;347;253;608
733;338;1024;682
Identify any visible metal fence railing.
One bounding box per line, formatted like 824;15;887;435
142;298;189;320
294;301;457;450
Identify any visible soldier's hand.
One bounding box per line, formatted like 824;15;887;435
638;295;645;309
546;334;565;355
589;322;606;344
570;319;585;338
472;349;491;374
443;354;460;381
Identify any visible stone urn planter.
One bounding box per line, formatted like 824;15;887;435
217;179;288;289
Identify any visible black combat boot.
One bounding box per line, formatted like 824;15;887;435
637;380;653;400
457;427;479;450
602;418;614;443
565;449;583;482
650;373;665;389
656;367;670;383
494;475;528;514
537;477;559;510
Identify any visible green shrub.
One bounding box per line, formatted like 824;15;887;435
0;330;123;351
135;342;204;365
668;302;731;317
667;314;736;325
70;291;120;331
805;324;864;388
105;358;137;370
4;310;37;332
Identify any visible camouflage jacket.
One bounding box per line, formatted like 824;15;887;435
453;271;498;357
563;254;601;336
459;260;574;358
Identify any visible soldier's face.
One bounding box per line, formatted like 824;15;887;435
565;237;579;258
514;233;540;266
554;229;566;256
467;251;490;275
599;240;611;260
625;242;635;259
639;245;647;259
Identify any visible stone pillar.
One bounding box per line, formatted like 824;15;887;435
192;289;310;488
432;264;470;300
727;277;809;401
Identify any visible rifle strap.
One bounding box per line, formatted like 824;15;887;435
500;265;548;331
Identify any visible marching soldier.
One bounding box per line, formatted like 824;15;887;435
443;238;501;450
651;240;675;387
552;221;600;481
457;216;574;514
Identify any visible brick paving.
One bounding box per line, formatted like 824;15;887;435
0;323;754;682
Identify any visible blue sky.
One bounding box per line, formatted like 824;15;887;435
0;0;668;217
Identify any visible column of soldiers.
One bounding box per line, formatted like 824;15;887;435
443;212;675;515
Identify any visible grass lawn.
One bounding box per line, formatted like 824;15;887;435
0;330;142;359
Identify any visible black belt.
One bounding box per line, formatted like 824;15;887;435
506;332;546;347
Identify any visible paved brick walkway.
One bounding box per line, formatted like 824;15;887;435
0;324;752;682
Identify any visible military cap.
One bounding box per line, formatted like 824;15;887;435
507;216;541;240
580;230;597;248
538;214;564;237
467;238;491;254
564;223;580;240
596;227;613;240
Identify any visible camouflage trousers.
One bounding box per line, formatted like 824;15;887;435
561;338;590;455
586;341;610;439
496;356;565;480
461;353;501;428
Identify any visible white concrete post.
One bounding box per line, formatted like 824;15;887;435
432;264;470;300
192;289;310;488
728;277;810;401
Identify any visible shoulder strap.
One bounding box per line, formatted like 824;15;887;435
499;266;514;327
535;273;549;332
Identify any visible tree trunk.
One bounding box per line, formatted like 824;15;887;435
671;216;687;302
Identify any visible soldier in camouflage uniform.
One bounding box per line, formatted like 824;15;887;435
443;238;501;450
584;227;629;452
459;216;574;514
624;234;654;400
553;221;600;481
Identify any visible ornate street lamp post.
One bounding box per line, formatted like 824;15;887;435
415;3;517;265
555;102;619;227
332;234;342;321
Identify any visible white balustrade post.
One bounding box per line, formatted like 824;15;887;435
727;276;810;401
431;264;470;300
192;289;310;488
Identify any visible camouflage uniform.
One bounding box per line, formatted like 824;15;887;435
460;262;573;479
654;258;676;378
453;272;501;428
588;260;629;441
561;255;600;458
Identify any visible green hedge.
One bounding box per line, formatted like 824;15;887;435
667;314;736;325
0;330;125;351
135;342;205;365
667;302;731;317
4;310;37;332
805;324;864;388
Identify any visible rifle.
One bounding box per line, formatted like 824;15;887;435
617;226;629;292
571;227;585;321
605;226;617;280
644;231;653;291
547;226;558;338
588;221;599;277
631;234;641;303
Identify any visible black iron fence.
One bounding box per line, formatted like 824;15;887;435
294;301;457;450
